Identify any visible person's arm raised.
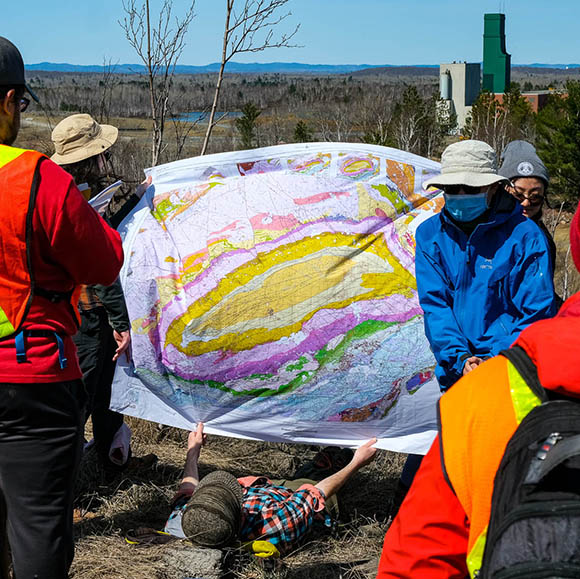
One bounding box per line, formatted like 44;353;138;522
315;438;377;500
171;423;206;507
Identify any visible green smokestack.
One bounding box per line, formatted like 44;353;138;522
483;13;511;93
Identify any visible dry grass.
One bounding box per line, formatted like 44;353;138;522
71;417;404;578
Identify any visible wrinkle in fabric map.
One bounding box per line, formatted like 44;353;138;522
112;143;443;452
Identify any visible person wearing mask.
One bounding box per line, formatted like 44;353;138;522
377;201;580;578
51;113;154;472
415;139;556;391
0;38;123;577
394;140;557;502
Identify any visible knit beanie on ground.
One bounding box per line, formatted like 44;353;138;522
181;471;243;548
498;140;549;186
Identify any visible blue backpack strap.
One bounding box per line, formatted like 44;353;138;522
15;331;27;363
14;329;67;369
53;332;67;370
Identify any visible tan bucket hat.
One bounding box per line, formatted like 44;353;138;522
51;114;118;165
423;140;508;189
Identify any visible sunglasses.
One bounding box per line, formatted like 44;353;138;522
443;184;485;195
19;97;30;113
511;189;544;207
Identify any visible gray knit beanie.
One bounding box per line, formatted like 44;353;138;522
498;140;549;186
181;471;243;548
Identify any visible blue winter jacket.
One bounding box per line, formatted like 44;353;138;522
415;190;556;389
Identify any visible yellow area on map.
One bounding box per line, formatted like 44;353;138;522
165;231;415;356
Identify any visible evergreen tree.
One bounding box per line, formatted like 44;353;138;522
236;102;261;149
293;120;312;143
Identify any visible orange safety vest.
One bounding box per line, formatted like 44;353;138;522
438;354;543;578
0;144;47;339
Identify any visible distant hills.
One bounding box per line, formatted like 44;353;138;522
25;61;580;75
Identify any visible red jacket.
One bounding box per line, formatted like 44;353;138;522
0;156;123;382
377;293;580;578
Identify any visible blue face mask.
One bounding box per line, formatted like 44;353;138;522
444;192;489;222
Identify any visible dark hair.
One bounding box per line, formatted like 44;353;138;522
0;85;24;100
61;156;103;192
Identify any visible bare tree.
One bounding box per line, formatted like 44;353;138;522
318;104;355;142
464;88;534;157
168;104;207;159
562;245;572;301
200;0;299;155
97;58;120;124
120;0;195;166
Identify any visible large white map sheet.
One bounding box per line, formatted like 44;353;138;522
112;143;443;453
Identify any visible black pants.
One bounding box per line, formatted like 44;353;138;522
74;308;124;465
0;380;85;578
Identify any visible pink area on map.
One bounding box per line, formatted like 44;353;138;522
250;213;301;231
209;220;240;238
294;191;350;205
237;159;281;176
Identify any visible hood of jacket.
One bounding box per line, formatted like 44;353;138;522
515;293;580;398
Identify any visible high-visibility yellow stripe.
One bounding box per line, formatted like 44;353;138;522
0;145;27;170
507;360;542;424
467;527;487;578
0;306;15;339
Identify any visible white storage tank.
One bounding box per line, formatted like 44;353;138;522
440;70;452;100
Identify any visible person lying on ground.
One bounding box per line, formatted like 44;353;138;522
162;424;377;555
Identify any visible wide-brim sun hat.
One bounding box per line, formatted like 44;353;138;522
51;113;118;165
181;470;244;548
424;139;508;190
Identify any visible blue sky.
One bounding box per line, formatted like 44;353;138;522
1;0;578;66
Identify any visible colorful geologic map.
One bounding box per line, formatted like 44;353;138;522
112;143;443;452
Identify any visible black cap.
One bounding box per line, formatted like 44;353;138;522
0;37;39;102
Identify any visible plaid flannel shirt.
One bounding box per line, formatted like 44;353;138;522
238;477;326;554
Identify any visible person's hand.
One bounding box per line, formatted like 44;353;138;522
463;356;484;375
170;485;195;509
135;176;152;200
188;422;207;451
113;330;131;362
352;438;378;468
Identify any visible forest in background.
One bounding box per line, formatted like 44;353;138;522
23;65;580;213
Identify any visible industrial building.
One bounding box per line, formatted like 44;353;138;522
439;12;512;129
439;62;481;129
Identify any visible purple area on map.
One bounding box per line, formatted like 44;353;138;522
161;293;422;383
